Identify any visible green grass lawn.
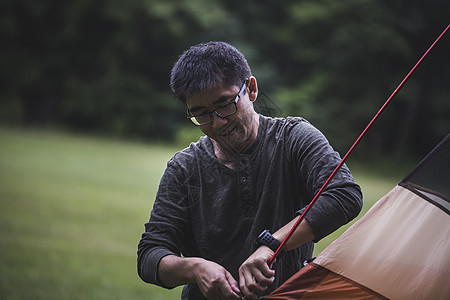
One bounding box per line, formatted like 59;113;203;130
0;127;406;299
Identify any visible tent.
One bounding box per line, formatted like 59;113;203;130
266;134;450;299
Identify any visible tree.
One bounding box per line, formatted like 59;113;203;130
1;0;448;158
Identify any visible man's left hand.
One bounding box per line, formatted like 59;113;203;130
238;246;275;299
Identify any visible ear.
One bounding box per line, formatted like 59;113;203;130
247;76;258;102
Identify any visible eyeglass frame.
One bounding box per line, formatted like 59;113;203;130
186;79;248;126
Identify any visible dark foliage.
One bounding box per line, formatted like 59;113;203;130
1;0;448;158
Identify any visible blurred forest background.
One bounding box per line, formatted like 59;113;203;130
1;0;449;159
0;1;449;299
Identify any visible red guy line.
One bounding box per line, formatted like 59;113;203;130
268;23;450;266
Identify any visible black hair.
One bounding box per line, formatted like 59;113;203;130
170;41;252;104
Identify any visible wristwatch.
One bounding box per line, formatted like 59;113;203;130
253;230;285;257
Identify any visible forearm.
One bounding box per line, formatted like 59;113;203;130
271;186;361;251
300;186;362;242
272;216;315;251
158;254;203;288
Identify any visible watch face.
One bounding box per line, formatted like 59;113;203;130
258;230;273;246
254;230;269;248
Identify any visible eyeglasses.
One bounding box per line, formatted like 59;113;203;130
187;80;248;126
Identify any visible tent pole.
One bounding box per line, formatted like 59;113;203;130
268;23;450;266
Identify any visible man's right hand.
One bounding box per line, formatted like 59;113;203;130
159;255;241;300
193;259;241;300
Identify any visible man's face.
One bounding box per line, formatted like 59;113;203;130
186;81;258;154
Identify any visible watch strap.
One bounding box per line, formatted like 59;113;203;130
254;230;285;257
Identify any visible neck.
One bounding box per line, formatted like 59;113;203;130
211;113;260;169
211;139;237;169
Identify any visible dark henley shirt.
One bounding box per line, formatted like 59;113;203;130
138;115;363;299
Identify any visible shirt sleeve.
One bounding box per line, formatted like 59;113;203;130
137;158;191;287
286;118;363;242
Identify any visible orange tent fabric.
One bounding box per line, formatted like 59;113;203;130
267;262;387;299
266;134;450;300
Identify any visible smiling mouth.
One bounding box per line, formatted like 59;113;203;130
220;126;236;137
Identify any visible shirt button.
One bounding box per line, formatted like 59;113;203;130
240;177;248;184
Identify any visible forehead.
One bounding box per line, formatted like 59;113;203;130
186;83;240;112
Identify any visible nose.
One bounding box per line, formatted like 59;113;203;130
211;112;228;129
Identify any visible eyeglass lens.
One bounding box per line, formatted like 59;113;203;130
191;102;237;125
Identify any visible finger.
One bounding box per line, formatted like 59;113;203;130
205;284;237;300
225;271;241;296
216;286;240;300
251;268;275;289
239;269;257;299
239;263;274;295
216;272;240;299
257;260;276;278
246;275;271;295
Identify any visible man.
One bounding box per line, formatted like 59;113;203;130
137;41;363;299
